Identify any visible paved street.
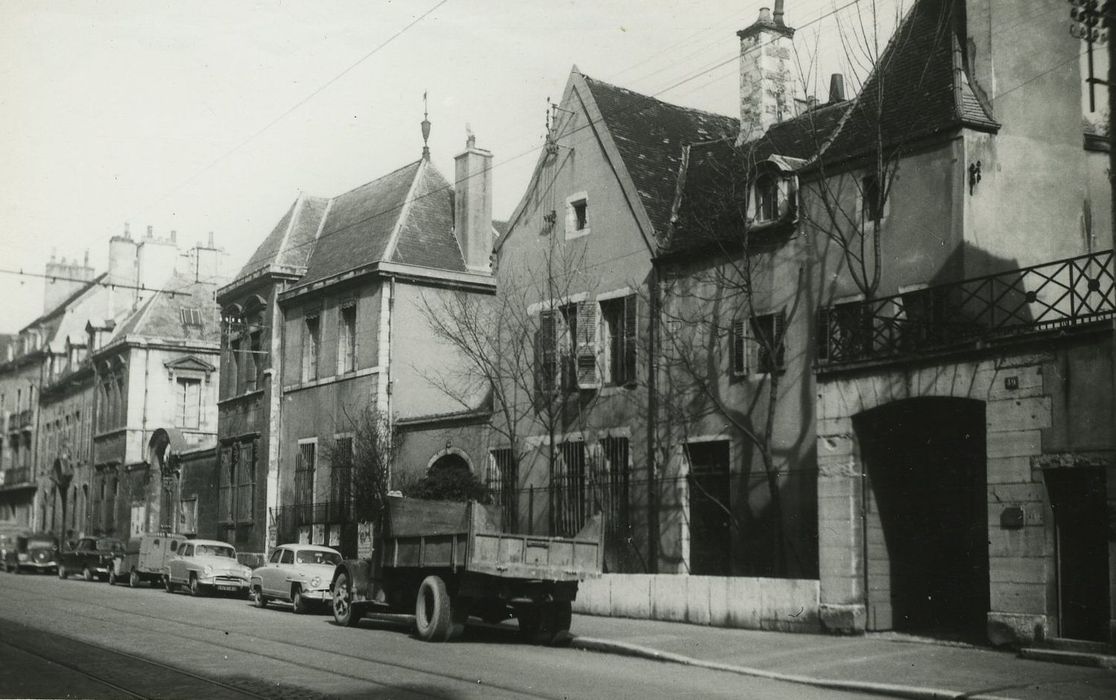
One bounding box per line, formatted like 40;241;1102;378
0;571;872;699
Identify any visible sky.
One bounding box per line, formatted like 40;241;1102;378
0;0;905;333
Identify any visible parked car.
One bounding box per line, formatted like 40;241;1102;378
164;539;251;596
1;532;59;574
109;533;189;587
250;544;342;613
58;537;124;581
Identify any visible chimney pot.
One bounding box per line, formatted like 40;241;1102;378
84;250;89;267
829;73;846;103
758;7;772;23
774;0;785;25
208;231;215;248
146;225;153;238
170;229;177;243
124;222;131;239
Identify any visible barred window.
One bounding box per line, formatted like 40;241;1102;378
237;440;256;523
554;441;587;537
487;448;518;528
295;441;316;510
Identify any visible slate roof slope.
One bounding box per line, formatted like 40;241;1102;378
390;164;463;271
233;194;330;281
583;75;739;237
297;161;420;287
20;274;108;338
108;273;220;346
821;0;998;164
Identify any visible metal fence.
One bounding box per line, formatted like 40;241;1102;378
819;250;1115;366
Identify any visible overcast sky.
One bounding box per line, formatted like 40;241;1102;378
0;0;903;333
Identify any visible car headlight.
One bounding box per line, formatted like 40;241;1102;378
310;576;321;588
203;565;213;576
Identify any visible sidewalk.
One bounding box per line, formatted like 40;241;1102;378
566;614;1116;699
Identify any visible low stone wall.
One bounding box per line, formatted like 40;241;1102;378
573;574;820;632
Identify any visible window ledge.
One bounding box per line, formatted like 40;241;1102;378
217;389;265;407
565;227;591;240
283;366;381;394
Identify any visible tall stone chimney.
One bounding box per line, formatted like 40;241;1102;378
136;226;179;291
189;232;230;284
829;73;846;103
737;1;796;144
43;250;96;313
453;132;494;273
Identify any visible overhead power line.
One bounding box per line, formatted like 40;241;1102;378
0;268;189;299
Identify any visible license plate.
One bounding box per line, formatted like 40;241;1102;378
218;585;239;592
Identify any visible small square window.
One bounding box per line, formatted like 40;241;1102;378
573;199;588;230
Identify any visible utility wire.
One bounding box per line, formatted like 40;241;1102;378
0;268;189;298
150;0;449;206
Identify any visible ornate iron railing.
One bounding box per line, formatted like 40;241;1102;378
818;250;1115;367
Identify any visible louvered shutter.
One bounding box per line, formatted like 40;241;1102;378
816;307;830;361
536;310;559;396
622;295;638;385
731;318;748;376
575;300;600;389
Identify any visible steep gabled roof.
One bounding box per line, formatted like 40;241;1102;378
582;75;740;238
821;0;997;165
389;164;463;271
233;193;330;282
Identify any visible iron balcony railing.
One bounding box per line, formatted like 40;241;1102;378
818;250;1115;367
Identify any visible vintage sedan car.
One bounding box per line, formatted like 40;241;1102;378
58;537;124;581
250;544;342;613
163;539;251;596
1;532;58;574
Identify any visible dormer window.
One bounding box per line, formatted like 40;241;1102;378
755;174;779;222
749;164;796;224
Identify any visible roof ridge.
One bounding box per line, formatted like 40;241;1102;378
335;159;424;200
582;73;737;123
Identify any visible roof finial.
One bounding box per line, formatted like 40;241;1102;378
421;91;431;160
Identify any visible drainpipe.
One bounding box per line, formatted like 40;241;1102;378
647;267;660;573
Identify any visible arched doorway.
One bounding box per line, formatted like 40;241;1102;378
854;397;988;640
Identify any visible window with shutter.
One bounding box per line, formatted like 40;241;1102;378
751;310;786;374
236;440;255;523
622;295;638;385
574;300;599;389
535;310;560;397
731;318;749;376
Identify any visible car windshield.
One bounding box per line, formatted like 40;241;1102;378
194;544;235;558
295;550;341;566
27;539;54;548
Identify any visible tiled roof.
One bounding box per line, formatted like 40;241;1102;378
233;193;330;281
297;161;419;286
108;273;220;346
821;0;998;164
583;75;739;237
390;165;463;271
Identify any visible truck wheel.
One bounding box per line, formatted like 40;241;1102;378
292;586;308;614
332;572;362;627
414;575;455;642
57;564;67;580
83;566;93;582
250;585;268;609
543;601;573;646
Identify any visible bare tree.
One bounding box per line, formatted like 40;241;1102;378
323;405;405;528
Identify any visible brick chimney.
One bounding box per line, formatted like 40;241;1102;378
43;249;96;313
453;131;494;273
188;232;230;284
136;225;179;291
737;1;796;144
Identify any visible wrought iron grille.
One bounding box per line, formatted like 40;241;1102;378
818;250;1115;366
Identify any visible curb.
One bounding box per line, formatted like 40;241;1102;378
1019;648;1116;670
569;636;1012;700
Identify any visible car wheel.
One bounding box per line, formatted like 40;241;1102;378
129;569;140;588
108;568;117;586
292;586;309;614
83;566;93;582
332;572;362;627
57;564;67;580
164;575;175;593
188;575;203;597
414;575;456;642
250;585;268;608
